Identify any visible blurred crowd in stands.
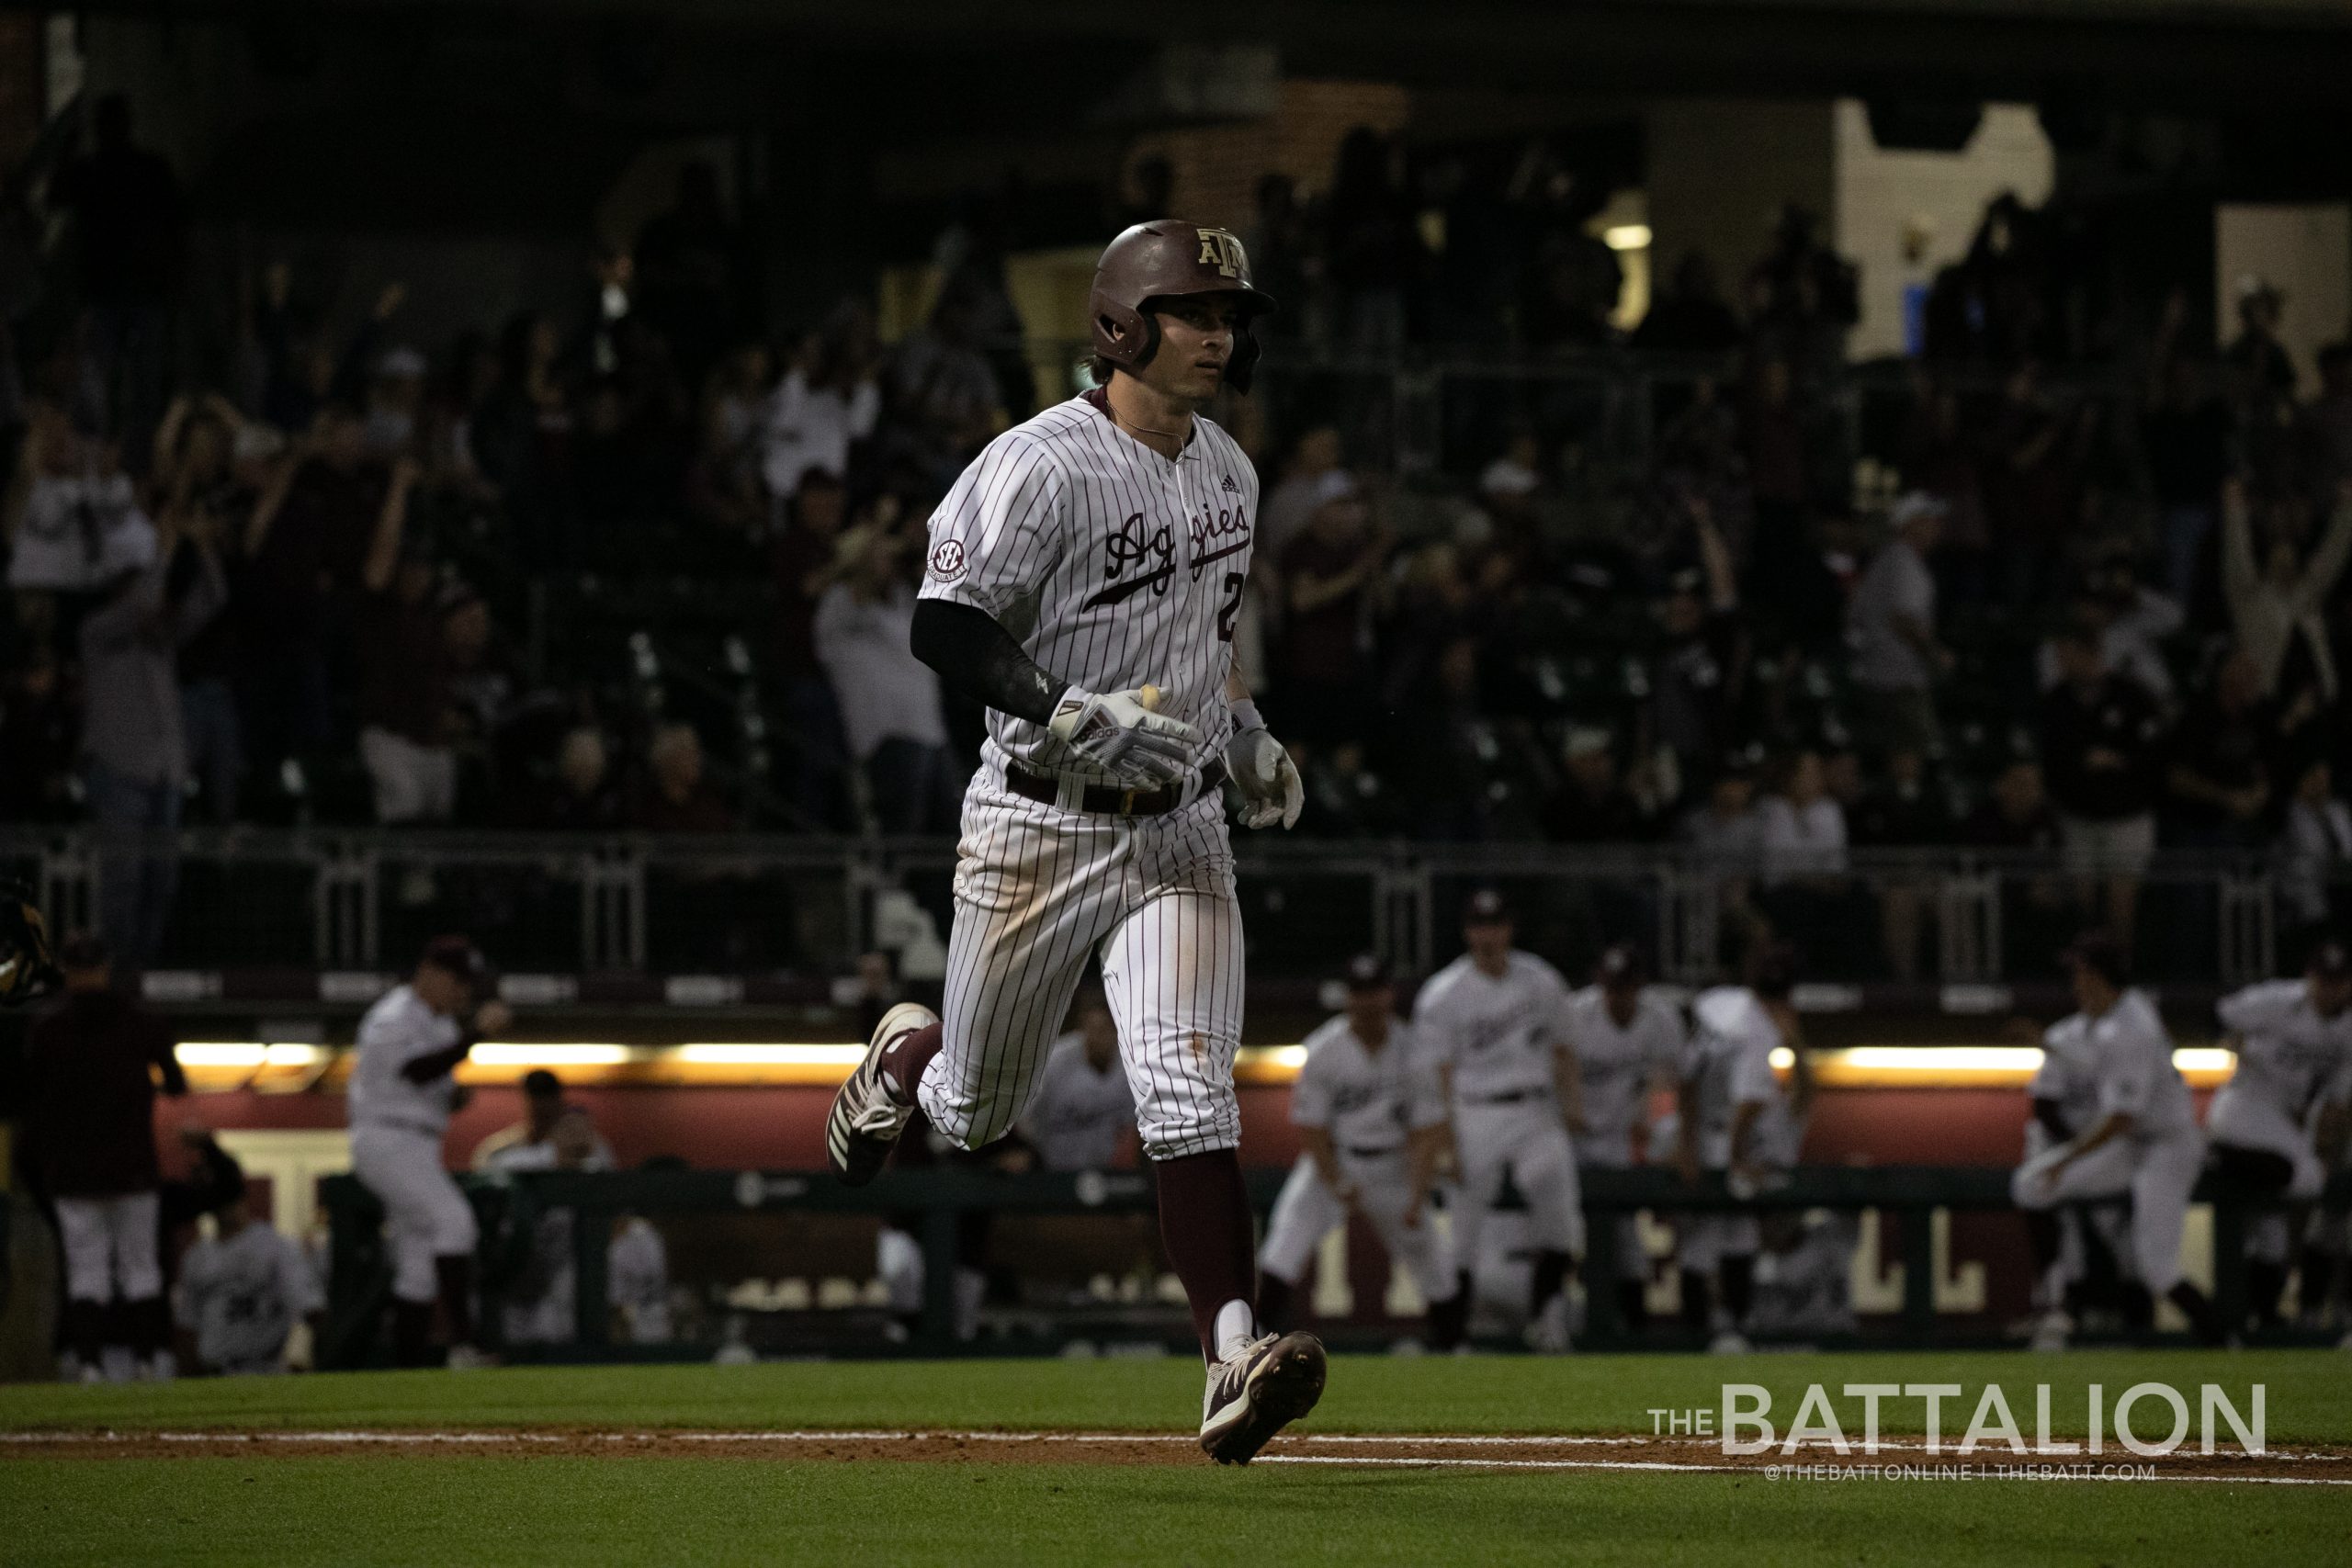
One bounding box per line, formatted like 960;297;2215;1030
5;102;2352;973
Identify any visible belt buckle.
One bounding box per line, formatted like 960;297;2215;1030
1119;785;1140;814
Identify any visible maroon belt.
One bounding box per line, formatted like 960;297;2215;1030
1004;760;1227;817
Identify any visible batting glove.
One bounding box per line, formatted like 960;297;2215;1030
1225;703;1303;829
0;879;59;1008
1048;685;1202;787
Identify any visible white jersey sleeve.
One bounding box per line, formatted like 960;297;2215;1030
2093;991;2191;1133
1289;1020;1344;1129
2218;980;2302;1040
918;432;1068;627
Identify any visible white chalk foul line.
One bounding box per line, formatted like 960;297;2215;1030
3;1428;2344;1483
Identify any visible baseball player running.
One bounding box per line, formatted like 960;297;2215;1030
825;220;1319;1464
348;936;511;1368
1257;955;1465;1350
2206;936;2352;1328
2011;931;2225;1345
1415;890;1586;1352
1565;944;1688;1334
1677;949;1804;1354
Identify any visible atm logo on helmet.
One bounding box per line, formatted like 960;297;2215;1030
1196;228;1247;279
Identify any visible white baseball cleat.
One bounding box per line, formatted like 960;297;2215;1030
2029;1309;2074;1352
445;1344;499;1371
1199;1330;1328;1465
1707;1329;1753;1355
1523;1296;1574;1355
825;1002;940;1187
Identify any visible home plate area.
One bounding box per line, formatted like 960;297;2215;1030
10;1429;2349;1483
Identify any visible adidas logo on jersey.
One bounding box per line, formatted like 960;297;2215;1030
1221;473;1239;493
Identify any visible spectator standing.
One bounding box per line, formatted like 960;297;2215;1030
770;468;853;827
49;96;187;445
2278;758;2352;931
2222;478;2352;706
2141;300;2233;612
2166;650;2278;850
1846;493;1950;758
239;408;380;796
5;418;154;594
82;500;225;965
1259;423;1342;562
2040;628;2168;952
762;310;881;511
1756;750;1858;964
1279;470;1387;758
812;519;954;833
352;459;458;824
22;935;187;1381
1632;252;1742;354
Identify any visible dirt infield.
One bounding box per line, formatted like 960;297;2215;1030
6;1428;2348;1483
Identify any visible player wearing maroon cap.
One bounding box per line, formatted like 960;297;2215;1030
348;936;511;1368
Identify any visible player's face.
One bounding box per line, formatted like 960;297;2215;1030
1602;983;1640;1025
1143;296;1244;404
1344;985;1393;1034
1464;920;1511;966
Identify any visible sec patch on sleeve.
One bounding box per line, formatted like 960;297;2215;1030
927;537;968;583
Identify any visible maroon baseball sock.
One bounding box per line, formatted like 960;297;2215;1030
879;1021;944;1107
435;1254;477;1348
1154;1148;1258;1362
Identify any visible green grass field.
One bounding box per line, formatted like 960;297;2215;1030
4;1350;2347;1567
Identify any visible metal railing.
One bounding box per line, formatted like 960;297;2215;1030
6;827;2333;990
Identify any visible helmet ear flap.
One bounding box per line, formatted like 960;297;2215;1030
1225;325;1261;394
1089;293;1157;374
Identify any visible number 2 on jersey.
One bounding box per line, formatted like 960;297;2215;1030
1216;571;1245;642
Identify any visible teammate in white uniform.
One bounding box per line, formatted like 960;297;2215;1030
2015;1010;2131;1343
1018;987;1137;1171
1415;890;1586;1352
348;936;511;1367
824;220;1322;1464
2207;938;2352;1327
2012;931;2225;1345
1257;955;1464;1349
1676;951;1802;1353
1565;945;1688;1335
176;1162;322;1374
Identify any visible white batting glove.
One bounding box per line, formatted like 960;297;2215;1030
1048;685;1202;787
1225;704;1303;829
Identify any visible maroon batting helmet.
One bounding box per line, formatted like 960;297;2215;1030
1089;220;1276;392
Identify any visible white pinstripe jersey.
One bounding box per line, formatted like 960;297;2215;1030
1290;1014;1445;1154
2214;979;2352;1125
917;390;1258;782
1412;951;1574;1104
1563;986;1687;1150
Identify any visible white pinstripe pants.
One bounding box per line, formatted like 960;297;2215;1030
919;773;1245;1161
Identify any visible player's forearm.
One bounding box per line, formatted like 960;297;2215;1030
2061;1111;2130;1163
1727;1101;1762;1170
1552;1046;1585;1127
909;598;1063;725
400;1040;474;1085
1301;1128;1346;1190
